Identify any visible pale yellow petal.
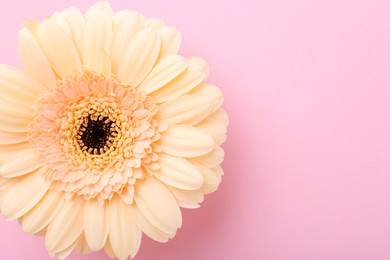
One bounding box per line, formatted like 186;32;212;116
166;186;204;209
0;130;28;144
84;199;108;251
46;196;84;253
0;148;41;178
150;58;208;103
158;27;181;58
159;125;214;157
191;83;223;113
0;65;48;104
137;55;187;94
1;171;49;220
36;19;81;78
118;28;161;87
156;94;213;126
18;28;56;89
82;2;112;74
108;196;141;260
61;7;85;59
0;142;32;163
191;146;224;168
111;11;145;74
134;175;182;234
22;189;64;234
0;101;33;133
57;237;78;260
104;239;116;259
194;163;222;194
146;17;166;30
195;109;228;145
155;153;203;190
74;233;92;255
131;204;174;243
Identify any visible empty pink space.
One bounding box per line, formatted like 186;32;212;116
1;0;390;259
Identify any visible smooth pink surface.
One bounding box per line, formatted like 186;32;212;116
1;0;390;259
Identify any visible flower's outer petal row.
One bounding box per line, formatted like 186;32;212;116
111;11;146;74
0;148;41;178
159;125;214;158
138;55;187;94
0;101;34;133
61;7;86;59
57;236;79;260
74;233;92;255
156;94;213;126
191;83;224;113
0;65;48;105
0;131;28;145
0;142;32;163
166;186;204;209
194;163;223;195
36;18;81;78
108;196;141;260
1;172;50;220
150;57;208;103
18;28;56;90
118;28;161;87
84;199;108;251
131;204;174;243
134;175;182;234
22;189;65;234
154;153;204;190
82;2;113;75
191;146;225;169
195;108;229;146
146;18;166;30
45;196;84;254
158;27;181;58
103;239;116;259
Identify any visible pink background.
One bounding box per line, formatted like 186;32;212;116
1;0;390;259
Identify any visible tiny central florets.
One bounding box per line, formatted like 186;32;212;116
78;116;114;155
30;71;161;204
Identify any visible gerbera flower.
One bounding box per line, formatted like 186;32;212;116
0;2;228;259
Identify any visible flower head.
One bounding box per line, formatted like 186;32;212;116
0;2;228;259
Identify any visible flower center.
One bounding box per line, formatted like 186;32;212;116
78;116;115;155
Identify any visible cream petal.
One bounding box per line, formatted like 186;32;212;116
22;189;64;234
49;12;72;38
158;27;181;58
146;18;166;30
0;148;41;178
0;142;32;163
150;58;208;103
193;163;222;194
46;196;84;253
131;204;174;243
0;130;28;144
0;65;48;104
57;237;78;260
191;83;223;113
195;109;229;145
138;55;187;94
74;234;92;255
166;186;204;209
155;153;203;190
82;2;113;74
159;125;214;157
0;101;33;133
61;7;85;59
18;28;56;90
104;239;116;259
134;175;182;234
118;28;161;87
108;197;141;260
1;171;50;220
36;19;81;78
156;94;213;126
191;146;225;168
84;199;108;251
111;11;146;74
